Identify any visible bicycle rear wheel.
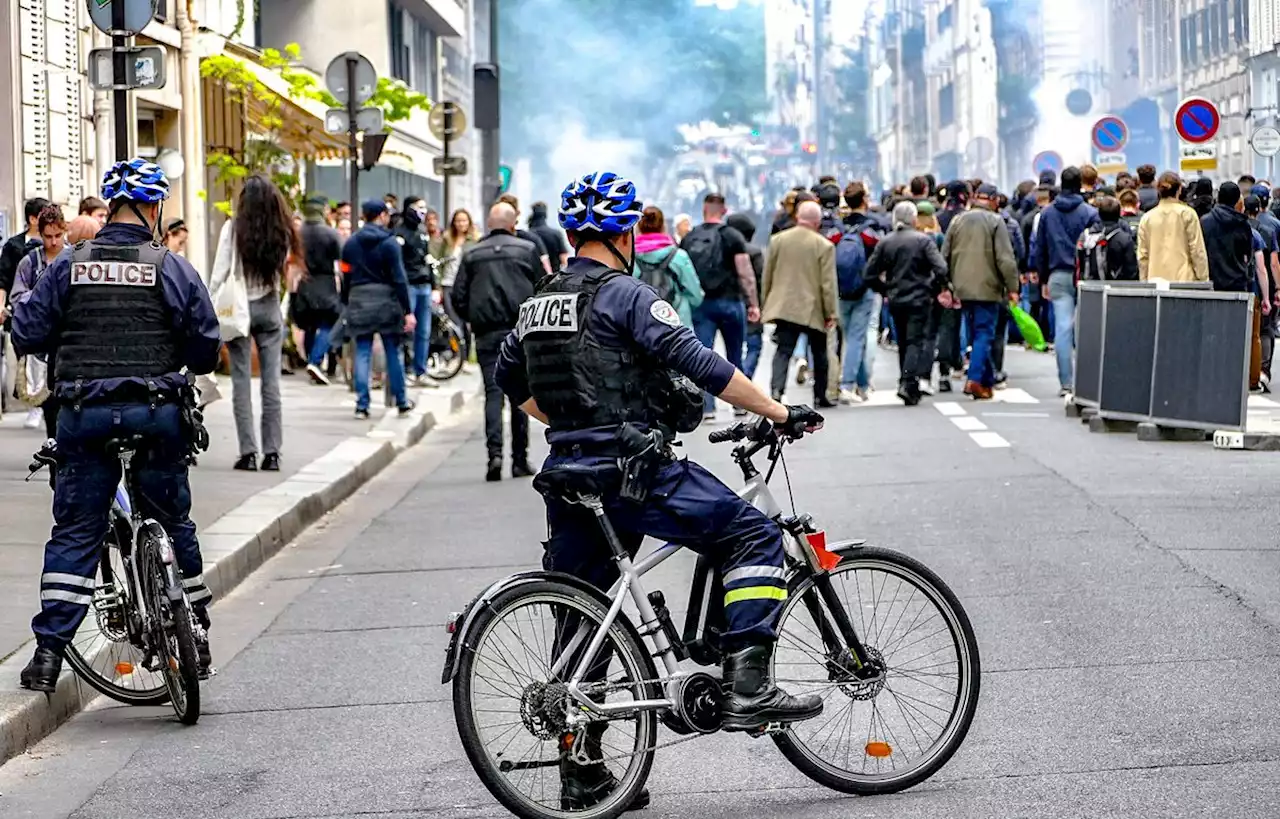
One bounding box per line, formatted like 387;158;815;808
427;326;464;381
453;579;657;819
771;546;980;795
141;528;200;725
63;512;170;706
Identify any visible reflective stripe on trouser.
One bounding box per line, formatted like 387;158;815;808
183;574;212;605
32;403;209;651
542;455;789;646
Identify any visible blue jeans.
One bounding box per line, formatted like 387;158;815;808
693;298;746;412
409;284;434;377
839;291;877;389
306;323;332;367
962;301;1000;387
863;293;881;383
1048;271;1076;389
354;332;408;411
743;326;763;378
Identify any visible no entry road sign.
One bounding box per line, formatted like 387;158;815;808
1091;117;1128;154
1176;98;1221;144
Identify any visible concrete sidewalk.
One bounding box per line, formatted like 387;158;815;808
0;367;480;762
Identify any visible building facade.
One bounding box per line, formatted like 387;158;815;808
924;0;998;183
1178;0;1251;179
1248;0;1280;178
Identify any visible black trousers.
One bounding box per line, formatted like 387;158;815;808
771;320;828;401
889;305;931;389
932;304;963;375
475;329;528;462
1262;311;1276;380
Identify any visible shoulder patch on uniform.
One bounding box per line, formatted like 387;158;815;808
649;300;681;327
517;293;579;338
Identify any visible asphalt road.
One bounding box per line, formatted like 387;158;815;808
3;346;1280;819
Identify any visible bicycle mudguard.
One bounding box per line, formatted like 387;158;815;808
440;570;624;685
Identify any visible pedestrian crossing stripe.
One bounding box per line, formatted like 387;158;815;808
821;386;1042;407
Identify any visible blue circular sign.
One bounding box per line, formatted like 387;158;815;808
1066;89;1093;116
1032;151;1063;176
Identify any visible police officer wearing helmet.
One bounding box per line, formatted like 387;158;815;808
495;171;825;810
11;158;221;692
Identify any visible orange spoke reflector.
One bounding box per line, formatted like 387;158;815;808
865;741;893;758
560;733;575;751
169;657;179;672
114;662;134;675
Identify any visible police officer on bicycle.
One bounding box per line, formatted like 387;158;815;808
12;158;221;692
495;171;825;809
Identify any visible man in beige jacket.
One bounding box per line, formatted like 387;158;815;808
762;201;838;406
1137;172;1210;282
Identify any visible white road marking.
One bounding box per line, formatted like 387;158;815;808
1248;395;1280;408
969;431;1012;448
990;388;1039;404
981;411;1051;418
934;402;966;417
951;416;988;431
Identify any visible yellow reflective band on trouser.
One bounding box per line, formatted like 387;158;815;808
724;586;788;606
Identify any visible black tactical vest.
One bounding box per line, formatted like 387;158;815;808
520;269;668;432
54;239;182;383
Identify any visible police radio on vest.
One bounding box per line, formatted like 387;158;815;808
70;261;158;287
517;293;579;338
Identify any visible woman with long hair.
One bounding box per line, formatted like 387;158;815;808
210;175;300;471
429;208;479;359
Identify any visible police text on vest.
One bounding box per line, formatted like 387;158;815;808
70;262;158;287
517;293;579;338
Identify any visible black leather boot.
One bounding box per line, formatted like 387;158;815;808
19;646;62;693
721;643;823;732
559;725;650;811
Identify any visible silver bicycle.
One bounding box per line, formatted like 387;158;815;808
443;418;980;819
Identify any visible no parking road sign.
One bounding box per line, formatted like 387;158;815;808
1176;98;1221;144
1032;151;1063;177
1091;117;1128;154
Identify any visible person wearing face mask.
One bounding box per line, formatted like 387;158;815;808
394;197;436;385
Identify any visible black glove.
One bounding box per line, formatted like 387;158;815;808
777;405;824;439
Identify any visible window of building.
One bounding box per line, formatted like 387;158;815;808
388;2;439;100
1201;8;1211;60
1208;1;1218;55
1219;0;1229;51
1234;0;1246;43
937;5;953;33
939;82;954;126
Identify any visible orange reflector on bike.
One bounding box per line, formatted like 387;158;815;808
805;531;841;571
114;662;133;675
865;741;892;757
560;733;575;751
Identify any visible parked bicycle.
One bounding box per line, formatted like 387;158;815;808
443;417;981;819
28;438;204;724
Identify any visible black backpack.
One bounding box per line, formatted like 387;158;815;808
635;248;680;302
681;223;733;296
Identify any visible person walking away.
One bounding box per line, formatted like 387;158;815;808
635;207;704;328
208;175;297;472
1137;172;1210;284
1190;177;1216;218
454;202;542;481
12;158;220;690
945;184;1020;399
1080;164;1100;203
1136;165;1159;212
835;182;879;403
681;193;759;418
296;195;344;385
497;193;552;275
864;201;950;405
990;185;1027;388
762;201;838;407
1250;187;1280;388
342;201;417;420
11;205;66;430
1036;166;1100;396
528;201;571;270
1202;183;1269;389
726;213;763;377
394;197;436;386
771;190;800;235
429;208;479;362
1076;196;1140;283
673;213;693;243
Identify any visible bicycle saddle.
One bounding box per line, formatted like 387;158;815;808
105;435;148;455
532;463;619;501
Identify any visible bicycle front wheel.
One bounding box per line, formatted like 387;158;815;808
771;546;980;795
427;328;464;381
142;530;201;725
64;513;170;706
453;579;658;819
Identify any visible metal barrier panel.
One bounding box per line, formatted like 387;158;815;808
1074;283;1106;406
1148;291;1252;431
1097;289;1158;420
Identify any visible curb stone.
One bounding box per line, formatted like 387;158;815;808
0;378;480;765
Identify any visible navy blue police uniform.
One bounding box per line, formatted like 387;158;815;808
12;222;221;652
495;257;789;646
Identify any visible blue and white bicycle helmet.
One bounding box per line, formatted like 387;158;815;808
101;158;171;204
558;172;644;234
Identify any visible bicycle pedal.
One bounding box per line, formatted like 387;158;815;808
746;722;785;739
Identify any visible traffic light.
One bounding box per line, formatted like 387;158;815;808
802;142;818;154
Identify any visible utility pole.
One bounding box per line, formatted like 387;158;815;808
346;55;360;217
476;0;501;206
111;0;129;160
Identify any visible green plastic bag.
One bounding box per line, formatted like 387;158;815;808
1009;303;1047;352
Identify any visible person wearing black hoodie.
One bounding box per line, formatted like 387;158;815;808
727;212;765;378
527;201;570;270
1190;177;1216;218
1136;165;1159;212
394;197;436;384
1036;166;1100;395
1202;182;1267;388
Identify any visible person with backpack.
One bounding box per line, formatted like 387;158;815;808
726;212;765;377
681;193;759;418
1076;196;1139;283
1036;166;1100;396
635;206;703;328
834;183;878;403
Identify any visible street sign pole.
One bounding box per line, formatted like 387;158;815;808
346;56;360;219
442;107;453;229
112;1;128;160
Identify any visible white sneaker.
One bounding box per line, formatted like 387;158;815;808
918;381;935;396
306;363;331;386
855;387;871;402
839;388;864;405
23;408;41;430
